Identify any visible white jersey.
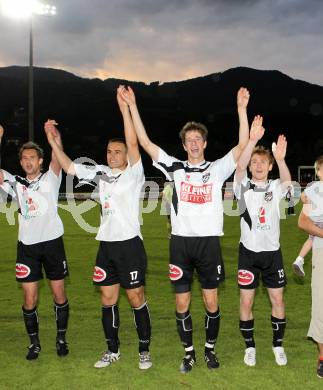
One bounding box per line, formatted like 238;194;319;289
1;168;64;245
153;148;236;237
304;181;323;249
234;174;286;252
74;159;144;242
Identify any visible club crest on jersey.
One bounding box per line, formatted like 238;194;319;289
238;269;254;286
16;263;31;279
202;172;210;183
93;266;106;283
185;174;190;181
264;191;273;202
169;264;183;281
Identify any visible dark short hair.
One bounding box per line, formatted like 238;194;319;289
19;142;44;160
250;145;274;166
107;138;127;148
179;121;208;143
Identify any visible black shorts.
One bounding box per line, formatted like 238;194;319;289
16;236;68;282
169;235;224;292
93;236;147;289
237;243;287;289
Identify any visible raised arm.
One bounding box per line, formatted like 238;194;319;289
0;124;3;145
44;120;63;177
235;115;265;184
117;86;140;166
44;126;76;176
120;86;160;162
272;134;291;188
232;87;250;162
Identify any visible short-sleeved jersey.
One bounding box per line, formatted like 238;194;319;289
74;159;145;242
234;174;286;252
153;148;236;237
304;181;323;249
1;168;64;245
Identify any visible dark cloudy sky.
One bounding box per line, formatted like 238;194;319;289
0;0;322;85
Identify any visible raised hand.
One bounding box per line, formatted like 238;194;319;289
117;85;129;114
0;124;4;139
237;87;250;109
120;86;136;107
44;119;59;144
272;134;287;162
249;115;265;142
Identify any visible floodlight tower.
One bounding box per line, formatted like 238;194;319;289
1;0;56;141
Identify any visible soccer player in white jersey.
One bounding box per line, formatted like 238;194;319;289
0;121;69;360
233;116;291;367
298;156;323;379
119;85;250;372
44;87;152;370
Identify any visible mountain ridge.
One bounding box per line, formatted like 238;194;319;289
0;65;322;177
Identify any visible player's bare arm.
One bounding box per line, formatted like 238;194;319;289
235;115;265;184
120;86;160;162
117;86;140;166
45;126;76;176
44;119;63;177
232;87;250;162
298;194;323;238
272;134;291;188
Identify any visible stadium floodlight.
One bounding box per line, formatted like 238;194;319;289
0;0;56;141
0;0;56;19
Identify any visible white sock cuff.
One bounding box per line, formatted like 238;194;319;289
133;301;148;311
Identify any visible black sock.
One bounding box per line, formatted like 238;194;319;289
271;315;286;347
22;306;40;345
205;309;220;353
54;300;69;342
240;319;255;348
133;302;151;353
102;304;120;353
176;311;194;355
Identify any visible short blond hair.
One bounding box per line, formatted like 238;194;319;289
250;146;274;166
179;121;208;143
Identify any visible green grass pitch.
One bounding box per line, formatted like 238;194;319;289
0;201;320;389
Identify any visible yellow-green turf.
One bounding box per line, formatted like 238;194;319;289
0;201;319;389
